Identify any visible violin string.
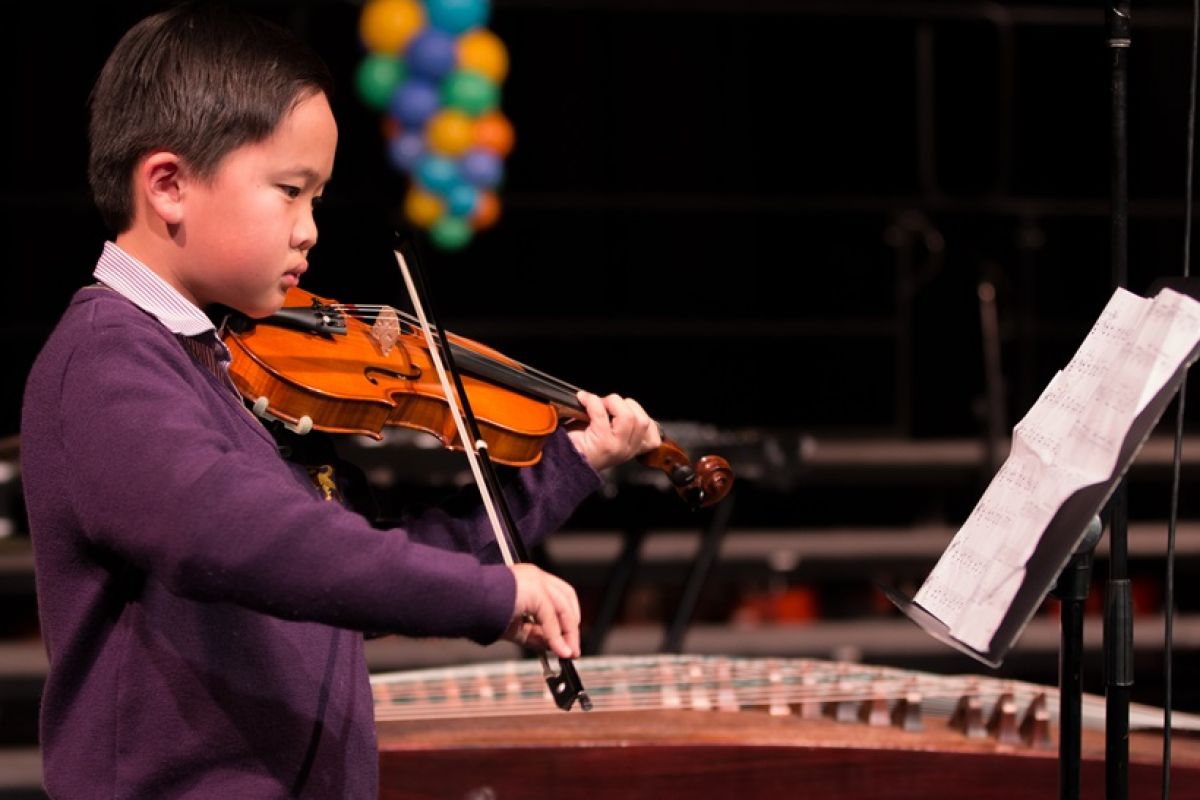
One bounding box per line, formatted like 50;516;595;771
333;304;578;397
326;304;582;399
326;303;585;404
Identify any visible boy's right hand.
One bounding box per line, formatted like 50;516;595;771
505;563;581;659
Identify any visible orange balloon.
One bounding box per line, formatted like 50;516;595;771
426;109;475;157
457;29;509;83
474;113;515;157
405;187;445;228
472;191;501;230
360;0;424;55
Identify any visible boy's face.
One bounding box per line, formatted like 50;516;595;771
179;90;337;317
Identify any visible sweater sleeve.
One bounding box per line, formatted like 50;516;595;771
54;320;521;644
389;428;604;563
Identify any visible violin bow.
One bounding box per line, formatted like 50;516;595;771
393;239;592;712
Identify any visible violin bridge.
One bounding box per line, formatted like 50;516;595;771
369;306;401;356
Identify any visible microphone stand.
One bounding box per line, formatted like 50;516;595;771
1106;2;1133;797
1052;516;1104;800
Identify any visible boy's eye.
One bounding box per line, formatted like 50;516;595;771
279;185;301;199
312;194;325;208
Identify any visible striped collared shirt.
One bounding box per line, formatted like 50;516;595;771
93;241;233;382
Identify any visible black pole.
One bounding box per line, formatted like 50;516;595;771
662;494;735;654
1053;516;1104;800
1106;3;1133;797
582;525;646;656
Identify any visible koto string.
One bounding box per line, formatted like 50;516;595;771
370;656;1196;730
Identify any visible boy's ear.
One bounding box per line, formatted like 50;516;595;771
137;151;186;226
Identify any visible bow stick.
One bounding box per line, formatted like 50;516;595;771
393;242;591;712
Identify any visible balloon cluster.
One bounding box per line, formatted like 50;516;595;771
355;0;514;251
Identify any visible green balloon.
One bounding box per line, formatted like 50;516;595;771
440;70;499;117
429;215;473;250
355;54;406;110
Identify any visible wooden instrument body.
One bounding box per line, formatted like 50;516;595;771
372;655;1200;799
378;710;1199;800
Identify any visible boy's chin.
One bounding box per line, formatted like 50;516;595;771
230;297;287;320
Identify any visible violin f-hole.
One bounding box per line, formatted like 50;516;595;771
364;364;422;384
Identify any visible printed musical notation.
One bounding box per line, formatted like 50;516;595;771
914;287;1200;653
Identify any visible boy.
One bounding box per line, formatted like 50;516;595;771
20;5;658;797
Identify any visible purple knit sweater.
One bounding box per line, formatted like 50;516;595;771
20;287;602;798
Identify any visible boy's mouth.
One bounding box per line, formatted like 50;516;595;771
282;264;306;286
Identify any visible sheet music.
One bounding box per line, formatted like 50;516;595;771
914;287;1200;652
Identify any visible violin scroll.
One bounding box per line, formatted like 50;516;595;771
638;440;734;510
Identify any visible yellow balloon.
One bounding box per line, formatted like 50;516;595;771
405;188;444;228
457;29;509;84
360;0;425;55
426;110;475;157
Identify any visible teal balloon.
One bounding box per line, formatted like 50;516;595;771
441;70;499;116
446;183;479;216
429;215;473;250
416;155;459;194
355;54;406;110
426;0;489;35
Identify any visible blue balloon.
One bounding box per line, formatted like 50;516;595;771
387;131;426;173
416;155;460;194
426;0;489;35
389;79;440;128
406;29;457;81
459;148;504;189
445;183;480;216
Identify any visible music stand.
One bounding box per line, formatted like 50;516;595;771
887;288;1200;800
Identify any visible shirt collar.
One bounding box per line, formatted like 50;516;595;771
93;241;216;337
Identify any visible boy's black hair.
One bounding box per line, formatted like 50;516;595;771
88;3;335;233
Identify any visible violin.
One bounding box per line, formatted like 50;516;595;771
223;287;733;510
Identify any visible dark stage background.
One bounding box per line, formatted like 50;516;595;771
3;0;1200;792
7;0;1200;440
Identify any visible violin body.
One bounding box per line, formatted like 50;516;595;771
225;287;558;466
224;287;733;507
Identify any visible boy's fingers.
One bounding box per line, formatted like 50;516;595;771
534;594;572;659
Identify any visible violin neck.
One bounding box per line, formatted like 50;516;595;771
449;342;585;416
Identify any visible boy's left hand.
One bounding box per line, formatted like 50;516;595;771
566;391;662;471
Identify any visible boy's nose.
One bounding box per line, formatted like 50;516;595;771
292;210;318;251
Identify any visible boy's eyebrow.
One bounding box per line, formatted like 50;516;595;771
279;167;331;186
